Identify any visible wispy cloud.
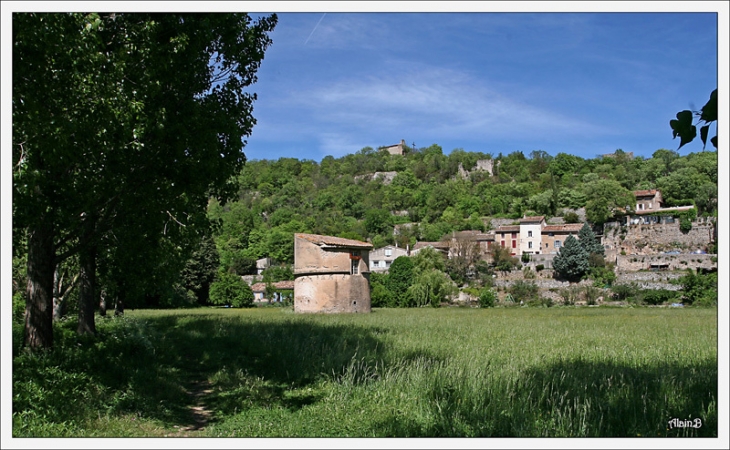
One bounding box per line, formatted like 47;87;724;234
282;63;608;156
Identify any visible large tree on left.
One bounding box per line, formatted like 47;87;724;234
13;13;277;349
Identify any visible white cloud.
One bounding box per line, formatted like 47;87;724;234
284;62;609;154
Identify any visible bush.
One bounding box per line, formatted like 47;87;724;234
509;280;539;303
535;264;544;272
559;286;581;306
209;272;254;308
611;283;639;301
679;269;717;306
478;288;497;308
639;289;677;306
582;285;601;305
527;296;553;308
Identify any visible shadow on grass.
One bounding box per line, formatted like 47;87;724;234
378;358;718;437
12;312;403;432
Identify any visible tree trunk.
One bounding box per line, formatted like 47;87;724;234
53;266;64;321
99;288;107;317
114;297;124;316
77;244;97;335
25;221;56;350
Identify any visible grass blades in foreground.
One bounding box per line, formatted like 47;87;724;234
12;307;717;437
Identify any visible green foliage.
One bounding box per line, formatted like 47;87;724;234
369;272;393;308
611;283;639;302
261;265;294;283
180;236;220;304
638;289;677;306
582;285;601;306
509;280;539;303
552;235;590;282
478;288;497;308
13;291;26;324
562;211;581;223
209;272;254;308
578;223;604;257
559;286;581;306
407;269;456;308
679;269;717;306
410;247;446;275
670;89;717;150
386;256;415;307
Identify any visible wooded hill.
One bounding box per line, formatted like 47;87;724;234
209;146;717;271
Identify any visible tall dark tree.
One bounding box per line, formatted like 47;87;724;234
552;235;590;282
13;13;277;349
578;223;605;257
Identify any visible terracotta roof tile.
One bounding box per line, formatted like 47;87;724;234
495;225;521;233
250;280;294;292
519;215;545;223
543;224;584;233
634;189;659;197
295;233;373;249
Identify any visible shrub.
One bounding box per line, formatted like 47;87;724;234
478;288;497;308
522;266;536;279
535;264;544;272
639;289;677;306
583;285;601;305
611;283;639;301
527;296;553;308
209;272;254;308
509;280;539;303
559;286;581;305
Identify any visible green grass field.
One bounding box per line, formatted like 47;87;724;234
12;306;717;437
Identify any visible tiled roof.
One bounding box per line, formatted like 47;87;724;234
495;225;520;233
634;189;659;197
543;224;584;233
250;280;295;292
519;215;545;223
295;233;373;249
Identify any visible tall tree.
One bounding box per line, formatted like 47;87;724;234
13;13;277;349
552;235;590;282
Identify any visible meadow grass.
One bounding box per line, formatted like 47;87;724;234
12;306;717;437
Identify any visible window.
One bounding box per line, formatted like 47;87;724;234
548;232;554;237
528;242;533;249
351;259;359;275
385;249;392;257
501;240;505;248
528;231;533;238
511;232;517;239
372;260;379;268
512;240;517;248
555;240;562;248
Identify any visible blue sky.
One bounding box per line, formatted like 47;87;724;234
240;8;721;162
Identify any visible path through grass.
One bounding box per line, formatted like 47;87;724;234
12;307;717;437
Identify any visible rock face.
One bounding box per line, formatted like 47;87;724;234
293;233;373;313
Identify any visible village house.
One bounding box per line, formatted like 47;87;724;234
494;225;521;256
293;233;372;313
624;189;694;226
251;280;294;303
368;244;408;272
541;223;584;254
518;216;546;255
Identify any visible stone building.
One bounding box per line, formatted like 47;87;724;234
541;223;584;254
293;233;373;313
382;139;407;156
519;216;546;255
369;244;408;272
633;189;663;213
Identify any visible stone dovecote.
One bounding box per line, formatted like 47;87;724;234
293;233;373;313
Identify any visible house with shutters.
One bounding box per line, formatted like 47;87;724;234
368;244;408;272
519;216;546;255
